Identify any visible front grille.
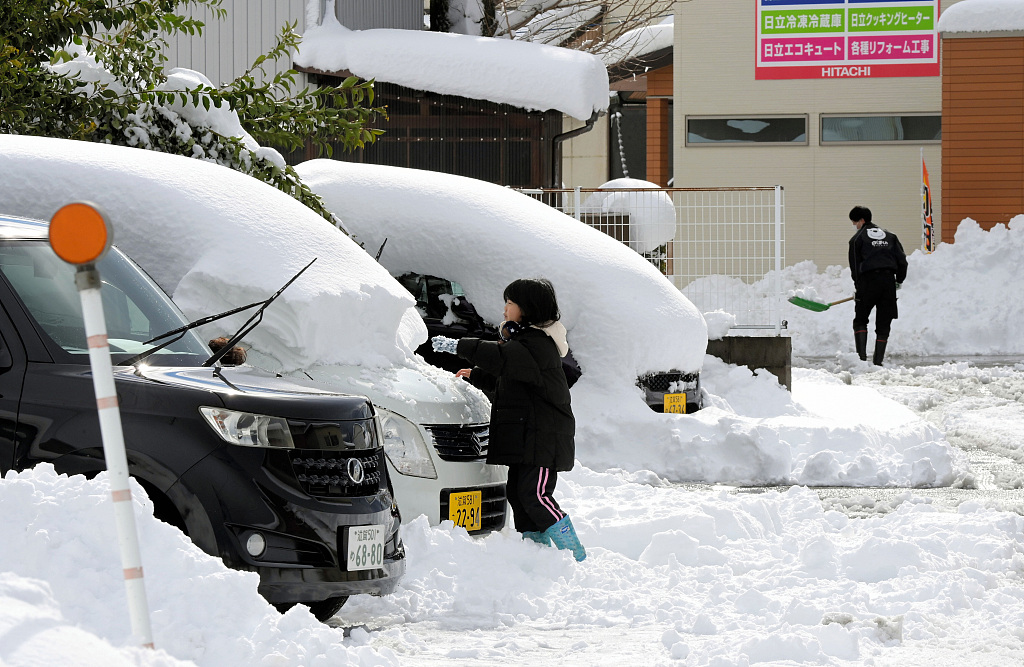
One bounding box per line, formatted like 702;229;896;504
289;449;384;498
426;424;489;462
638;371;699;392
439;484;507;533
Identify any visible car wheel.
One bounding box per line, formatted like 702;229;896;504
305;596;349;622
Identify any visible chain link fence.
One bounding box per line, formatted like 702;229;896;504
516;186;786;334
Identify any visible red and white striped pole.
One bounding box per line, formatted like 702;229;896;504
49;202;154;649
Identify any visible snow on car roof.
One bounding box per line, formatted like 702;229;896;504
0;134;424;372
295;159;708;383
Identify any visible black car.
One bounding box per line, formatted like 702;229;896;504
397;272;702;413
0;214;404;621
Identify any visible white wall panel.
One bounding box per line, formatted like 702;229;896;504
162;0;307;87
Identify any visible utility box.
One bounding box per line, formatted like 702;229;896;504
706;336;792;391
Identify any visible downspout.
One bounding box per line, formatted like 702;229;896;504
551;110;600;188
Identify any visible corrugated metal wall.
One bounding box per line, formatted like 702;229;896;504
289;79;560;188
162;0;307;86
334;0;423;30
941;35;1024;243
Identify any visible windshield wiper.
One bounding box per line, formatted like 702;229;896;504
123;258;316;367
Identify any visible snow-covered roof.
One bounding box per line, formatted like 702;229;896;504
294;11;609;120
600;15;673;66
497;4;603;45
937;0;1024;33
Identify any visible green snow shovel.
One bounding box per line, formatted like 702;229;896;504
787;295;854;312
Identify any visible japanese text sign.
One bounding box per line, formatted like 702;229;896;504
756;1;940;80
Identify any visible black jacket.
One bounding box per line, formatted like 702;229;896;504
849;222;908;284
457;328;575;471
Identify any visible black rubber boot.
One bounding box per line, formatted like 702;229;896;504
855;330;868;361
873;339;887;366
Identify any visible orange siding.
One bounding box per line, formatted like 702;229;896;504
942;36;1024;243
647;98;671;186
646;66;673;187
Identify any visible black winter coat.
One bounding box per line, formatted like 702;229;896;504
849;222;908;285
456;328;575;471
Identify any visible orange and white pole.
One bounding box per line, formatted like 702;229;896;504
49;202;154;649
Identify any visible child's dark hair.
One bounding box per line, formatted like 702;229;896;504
503;278;560;326
849;206;872;224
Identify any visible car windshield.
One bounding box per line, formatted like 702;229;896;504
0;240;210;366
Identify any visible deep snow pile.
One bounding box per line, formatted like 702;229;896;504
790;218;1024;359
0;466;396;666
693;216;1024;361
4;450;1024;666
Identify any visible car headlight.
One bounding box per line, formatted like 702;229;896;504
377;408;437;479
200;407;295;449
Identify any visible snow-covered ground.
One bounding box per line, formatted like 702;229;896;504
4;359;1024;666
3;192;1023;664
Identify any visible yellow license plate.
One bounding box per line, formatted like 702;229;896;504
449;490;482;531
664;393;686;414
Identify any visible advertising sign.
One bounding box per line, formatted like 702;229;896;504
756;1;941;80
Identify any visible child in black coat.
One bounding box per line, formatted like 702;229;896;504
432;278;585;561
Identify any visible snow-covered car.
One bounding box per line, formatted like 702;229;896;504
0;135;508;538
0;212;404;621
296;161;708;415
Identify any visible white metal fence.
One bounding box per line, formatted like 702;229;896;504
516;186;786;334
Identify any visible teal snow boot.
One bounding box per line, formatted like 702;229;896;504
522;530;551;546
542;516;587;562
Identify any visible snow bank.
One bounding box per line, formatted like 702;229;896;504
0;134;422;371
782;217;1024;360
0;465;397;666
8;457;1022;666
295;7;609;120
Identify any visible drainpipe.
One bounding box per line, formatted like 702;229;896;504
551;110;600;188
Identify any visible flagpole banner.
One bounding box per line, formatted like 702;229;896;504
756;0;941;80
922;156;935;253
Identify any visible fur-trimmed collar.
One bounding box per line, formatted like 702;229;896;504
531;320;569;357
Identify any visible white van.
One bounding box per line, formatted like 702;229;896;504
248;353;509;534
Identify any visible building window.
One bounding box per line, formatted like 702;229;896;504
821;114;941;144
685;116;808;146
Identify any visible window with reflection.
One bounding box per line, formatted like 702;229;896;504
686;116;808;145
821;115;941;143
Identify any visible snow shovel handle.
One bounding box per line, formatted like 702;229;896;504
830;296;854;306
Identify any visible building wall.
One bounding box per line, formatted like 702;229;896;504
942;34;1024;242
162;0;307;86
561;115;611;187
674;0;960;271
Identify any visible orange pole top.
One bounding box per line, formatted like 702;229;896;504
49;202;111;265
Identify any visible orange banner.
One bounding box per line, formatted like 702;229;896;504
922;157;934;253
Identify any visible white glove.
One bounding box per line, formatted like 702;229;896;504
431;336;458;354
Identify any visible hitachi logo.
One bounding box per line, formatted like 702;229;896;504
822;66;871;78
